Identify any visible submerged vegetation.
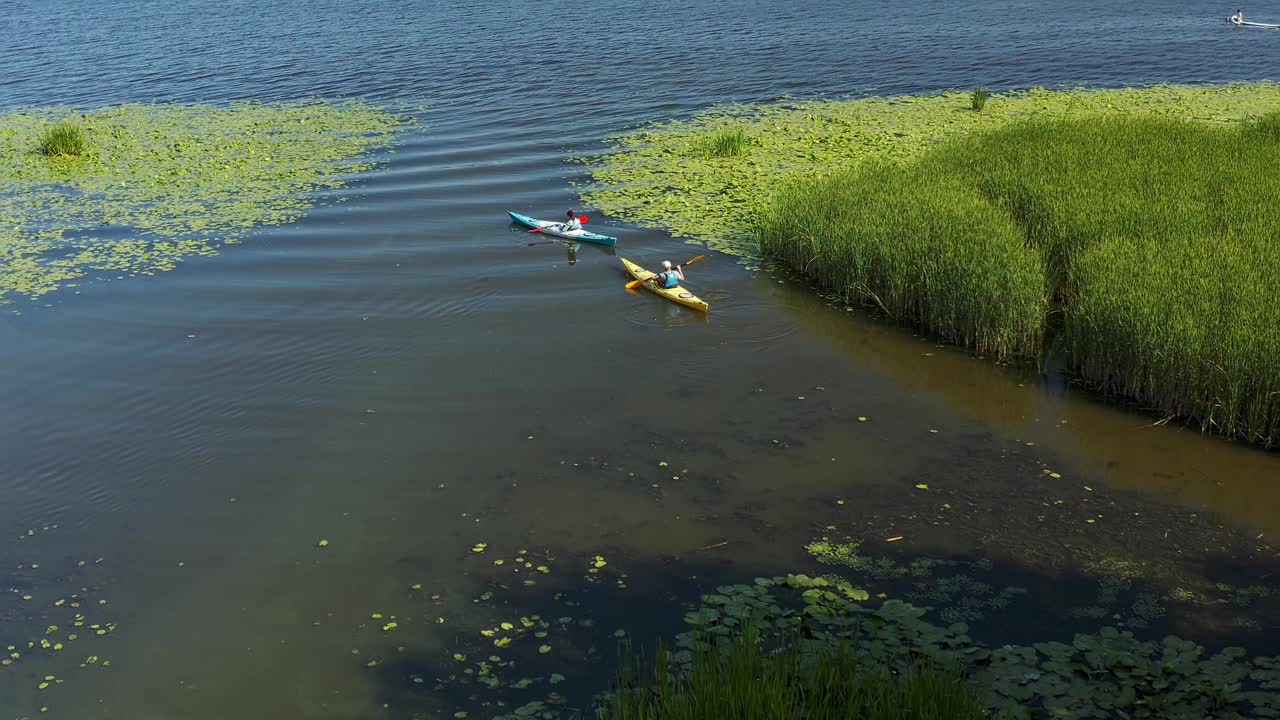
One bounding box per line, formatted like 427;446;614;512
758;115;1280;445
0;101;410;305
38;121;87;157
582;82;1280;445
602;627;987;720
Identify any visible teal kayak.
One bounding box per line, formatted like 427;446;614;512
507;211;618;247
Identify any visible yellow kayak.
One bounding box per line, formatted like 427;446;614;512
620;257;709;312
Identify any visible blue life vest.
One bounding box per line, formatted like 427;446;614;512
659;271;679;289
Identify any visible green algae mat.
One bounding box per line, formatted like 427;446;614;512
0;101;411;305
579;82;1280;258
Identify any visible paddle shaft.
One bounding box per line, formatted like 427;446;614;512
626;255;705;290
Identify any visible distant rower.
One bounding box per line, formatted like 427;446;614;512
1228;9;1244;23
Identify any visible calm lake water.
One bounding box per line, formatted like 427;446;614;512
3;0;1280;717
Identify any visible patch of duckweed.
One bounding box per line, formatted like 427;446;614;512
0;100;411;305
579;82;1280;259
906;574;1026;626
2;532;118;718
811;527;1275;637
386;546;641;719
1081;555;1147;579
804;539;1024;624
1067;557;1280;631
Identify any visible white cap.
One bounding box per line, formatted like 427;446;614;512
662;260;673;269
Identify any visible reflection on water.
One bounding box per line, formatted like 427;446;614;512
775;277;1280;536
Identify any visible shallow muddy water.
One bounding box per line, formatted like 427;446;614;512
2;0;1279;717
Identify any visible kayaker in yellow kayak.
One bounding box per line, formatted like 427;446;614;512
652;260;686;288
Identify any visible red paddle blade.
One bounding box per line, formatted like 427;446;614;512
579;216;589;223
528;227;543;233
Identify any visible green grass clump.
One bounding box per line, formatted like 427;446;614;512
701;125;749;158
38;122;87;156
971;86;990;112
758;115;1280;445
600;628;986;720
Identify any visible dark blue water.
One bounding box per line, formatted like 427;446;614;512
4;0;1275;110
2;0;1279;718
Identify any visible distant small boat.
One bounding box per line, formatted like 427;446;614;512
1225;17;1280;27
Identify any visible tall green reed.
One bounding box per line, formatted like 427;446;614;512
757;114;1280;445
971;86;991;112
599;625;987;720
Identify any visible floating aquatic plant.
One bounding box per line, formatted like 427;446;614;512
1;535;117;718
0;100;411;305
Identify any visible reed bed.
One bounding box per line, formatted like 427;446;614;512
758;115;1280;445
599;629;987;720
758;164;1046;358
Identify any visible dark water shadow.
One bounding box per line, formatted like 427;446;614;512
358;530;1280;720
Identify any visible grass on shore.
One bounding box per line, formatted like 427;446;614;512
757;114;1280;445
599;628;988;720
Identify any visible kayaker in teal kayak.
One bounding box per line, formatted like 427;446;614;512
653;260;686;289
558;210;582;232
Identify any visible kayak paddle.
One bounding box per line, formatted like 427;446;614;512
527;216;589;233
625;255;705;290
